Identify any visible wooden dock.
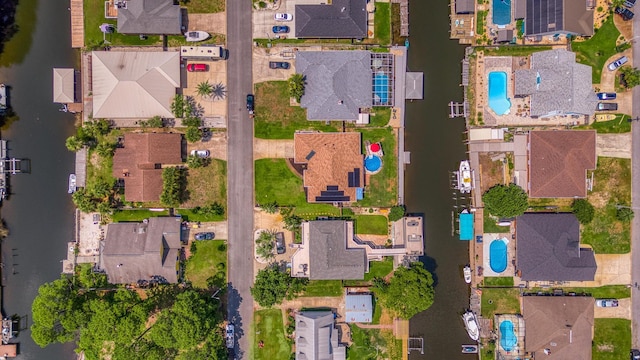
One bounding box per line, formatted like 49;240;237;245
70;0;84;48
391;0;409;37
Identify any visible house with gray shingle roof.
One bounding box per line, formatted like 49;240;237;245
516;213;597;281
514;49;598;118
117;0;182;35
296;51;372;121
295;311;346;360
295;0;367;39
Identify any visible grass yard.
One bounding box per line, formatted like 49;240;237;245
355;215;389;235
253;309;291;360
84;0;162;47
483;277;514;287
355;128;397;207
174;208;225;222
184;240;227;288
365;257;394;281
582;157;631;253
183;159;227;209
182;0;225;13
529;285;630;299
369;107;391;127
481;288;521;318
579;115;631;133
302;280;343;297
572;16;621;83
483;215;510;233
111;209;170;222
476;11;487;36
348;326;401;360
527;197;573;212
592;319;631;360
253;82;341;139
373;2;391;45
480;341;496;360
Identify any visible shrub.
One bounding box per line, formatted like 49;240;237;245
617;206;634;222
571;199;595;224
388;205;405;222
482;184;528;218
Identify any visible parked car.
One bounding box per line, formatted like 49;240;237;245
226;324;235;349
187;63;208;72
275;232;285;254
615;6;635;20
608;55;629;71
595;299;619;307
194;232;215;240
597;102;618;111
274;13;293;21
190;149;210;158
597;92;617;100
269;61;290;69
272;25;290;34
246;94;255;113
625;0;636;8
631;349;640;360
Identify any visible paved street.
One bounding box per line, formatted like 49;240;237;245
632;10;640;349
226;0;255;358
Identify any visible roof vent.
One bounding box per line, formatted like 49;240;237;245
341;7;346;12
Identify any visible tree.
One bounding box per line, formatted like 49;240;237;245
95;141;116;157
160;167;186;207
185;126;202;143
251;263;306;307
256;230;276;260
261;201;279;214
140;116;163;128
72;188;98;213
617;206;635;222
196;81;213;98
283;214;302;231
182;116;202;128
482;184;528;218
65;135;84;152
186;154;206;168
388;205;405;222
288;74;306;102
620;66;640;88
375;262;434;319
571;199;595;224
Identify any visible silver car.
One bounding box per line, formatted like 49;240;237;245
608;56;628;71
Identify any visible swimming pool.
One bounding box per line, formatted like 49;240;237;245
500;320;517;351
489;239;507;273
374;73;389;105
488;71;511;115
364;155;382;173
493;0;511;25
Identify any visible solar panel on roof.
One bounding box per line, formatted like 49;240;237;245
327;185;339;190
316;195;350;202
348;172;355;187
305;150;316;161
353;168;360;187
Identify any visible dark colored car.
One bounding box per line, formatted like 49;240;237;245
597;102;618;111
194;232;215;240
616;6;634;20
246;94;255;112
631;349;640;360
625;0;636;8
275;232;285;254
597;92;616;100
187;63;208;72
272;25;290;34
269;61;290;69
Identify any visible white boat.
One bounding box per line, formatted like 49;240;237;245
185;31;211;42
462;310;480;341
461;344;478;353
68;174;77;194
463;265;472;284
0;84;7;113
457;160;473;193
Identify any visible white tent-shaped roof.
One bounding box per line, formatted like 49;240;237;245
53;68;75;103
91;51;180;118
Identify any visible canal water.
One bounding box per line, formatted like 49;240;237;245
0;0;77;359
405;0;471;359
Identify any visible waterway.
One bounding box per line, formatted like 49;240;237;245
0;0;77;359
405;0;471;359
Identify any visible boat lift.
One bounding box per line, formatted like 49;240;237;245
408;337;424;354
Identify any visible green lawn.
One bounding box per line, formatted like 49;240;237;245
572;16;621;83
579;115;631;133
592;319;631;360
348;326;402;360
364;257;394;281
182;0;225;13
355;128;397;207
476;11;487;36
582;157;631;253
302;280;343;297
480;288;521;318
253;309;290;360
529;285;630;299
183;159;227;209
369;107;391;127
483;277;514;287
111;209;170;222
483;215;510;233
480;341;496;360
184;240;227;288
355;215;389;235
84;0;162;47
174;208;225;222
253;82;341;139
374;2;391;45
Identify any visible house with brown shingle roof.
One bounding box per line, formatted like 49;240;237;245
528;130;596;198
113;133;182;202
294;132;364;203
523;296;594;360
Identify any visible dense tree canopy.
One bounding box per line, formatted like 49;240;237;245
482;184;529;218
160;167;186;207
375;262;435;320
388;205;406;222
571;199;595;224
251;263;306;307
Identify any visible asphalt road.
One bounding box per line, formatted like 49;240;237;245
226;0;255;358
631;11;640;349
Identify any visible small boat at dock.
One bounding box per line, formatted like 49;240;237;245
462;310;480;341
0;84;7;114
68;174;76;194
461;344;478;353
457;160;473;193
463;265;472;284
185;31;210;42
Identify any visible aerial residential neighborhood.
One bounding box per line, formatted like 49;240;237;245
0;0;640;359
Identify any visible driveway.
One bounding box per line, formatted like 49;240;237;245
252;47;296;83
187;220;228;240
182;59;228;119
186;13;227;35
594;298;632;320
253;138;294;158
187;131;228;161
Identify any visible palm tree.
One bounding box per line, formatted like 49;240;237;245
196;81;213;98
211;82;227;100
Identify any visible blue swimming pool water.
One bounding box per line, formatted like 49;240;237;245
364;155;382;172
490;239;508;273
488;71;511;115
493;0;511;25
500;320;517;351
374;73;389;105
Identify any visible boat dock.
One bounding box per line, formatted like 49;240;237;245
0;344;17;358
0;84;6;114
392;0;410;37
70;0;84;48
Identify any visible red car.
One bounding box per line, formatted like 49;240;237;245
187;63;208;72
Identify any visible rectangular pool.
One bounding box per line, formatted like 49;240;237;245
488;71;511;115
493;0;511;25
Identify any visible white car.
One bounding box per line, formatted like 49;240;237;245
274;13;293;21
608;56;628;71
595;299;619;307
190;149;210;158
225;324;235;349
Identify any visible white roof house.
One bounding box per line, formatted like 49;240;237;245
91;51;180;119
53;68;75;103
